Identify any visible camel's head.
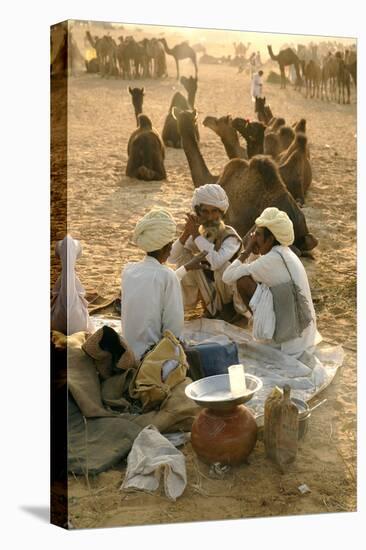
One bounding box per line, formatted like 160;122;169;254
128;87;145;112
172;108;198;135
180;76;198;95
203;115;236;140
232;118;265;146
293;118;306;134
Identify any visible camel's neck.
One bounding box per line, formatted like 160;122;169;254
268;46;278;61
187;90;196;109
86;32;96;49
220;135;245;160
180;125;217;187
133;104;142;125
161;39;173;55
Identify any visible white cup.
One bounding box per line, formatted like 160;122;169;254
228;364;247;397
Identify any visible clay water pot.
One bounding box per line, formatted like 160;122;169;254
191;404;258;465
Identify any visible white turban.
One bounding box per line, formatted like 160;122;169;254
255;207;294;246
191;183;229;213
133;208;177;252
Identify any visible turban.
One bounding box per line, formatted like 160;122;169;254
191;184;229;213
255;207;294;246
133;208;176;252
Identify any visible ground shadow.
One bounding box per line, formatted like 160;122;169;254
20;506;49;523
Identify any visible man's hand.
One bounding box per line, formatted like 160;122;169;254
179;212;200;244
184;251;208;271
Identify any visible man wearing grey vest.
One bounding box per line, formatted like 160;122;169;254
168;184;245;322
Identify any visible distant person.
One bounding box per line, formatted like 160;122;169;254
251;70;264;113
249;52;256;75
255;51;262;68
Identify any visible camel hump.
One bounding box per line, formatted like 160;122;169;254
138;114;153;130
219;159;248;183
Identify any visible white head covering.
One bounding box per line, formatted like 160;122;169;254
255;207;294;246
51;235;94;335
191;184;229;213
133;208;176;252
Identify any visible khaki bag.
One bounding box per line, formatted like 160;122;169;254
130;330;189;412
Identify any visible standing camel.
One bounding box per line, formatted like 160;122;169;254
159;38;197;80
267;45;302;90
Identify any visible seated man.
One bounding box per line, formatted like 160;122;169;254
121;208;207;361
222;207;321;358
168;183;243;321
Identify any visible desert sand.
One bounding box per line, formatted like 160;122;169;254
51;24;357;528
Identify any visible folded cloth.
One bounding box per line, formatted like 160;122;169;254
120;425;187;501
249;283;276;341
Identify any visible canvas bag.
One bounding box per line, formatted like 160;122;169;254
270;251;313;344
130;330;189;411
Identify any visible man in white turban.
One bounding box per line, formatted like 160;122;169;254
168;184;243;321
222;207;321;357
121;208;207;360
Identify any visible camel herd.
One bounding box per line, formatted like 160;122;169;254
267;45;357;104
125;77;318;257
85;32;197;80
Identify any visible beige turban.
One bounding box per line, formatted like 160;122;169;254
133;208;177;252
191;183;229;213
255;207;294;246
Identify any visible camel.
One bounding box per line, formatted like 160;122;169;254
278;134;309;205
255;97;274;125
180;76;198;109
278;131;312;198
128;87;144;125
159;38;198;80
126;114;166;181
266;117;286;134
202;115;247;159
321;53;338;102
116;37;131;79
304;59;322;99
162;92;191;148
233;42;251;58
231;118;266;158
123;36;145;79
267;45;302;90
85;31;118;77
335;52;351;104
173;109;317;254
146;38;167;78
345;49;357;87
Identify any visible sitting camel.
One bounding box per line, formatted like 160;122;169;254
173;108;318;255
159;38;198;80
263;132;280;160
255;97;274;125
128;86;144;126
126;114;166;181
278;134;309;205
162;92;190;148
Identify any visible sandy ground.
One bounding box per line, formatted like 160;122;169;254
51;45;357;528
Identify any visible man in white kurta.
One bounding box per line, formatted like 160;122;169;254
222;207;321;358
121;208;206;360
168;184;243;320
251;70;264;110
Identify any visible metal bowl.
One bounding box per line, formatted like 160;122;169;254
185;373;263;410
